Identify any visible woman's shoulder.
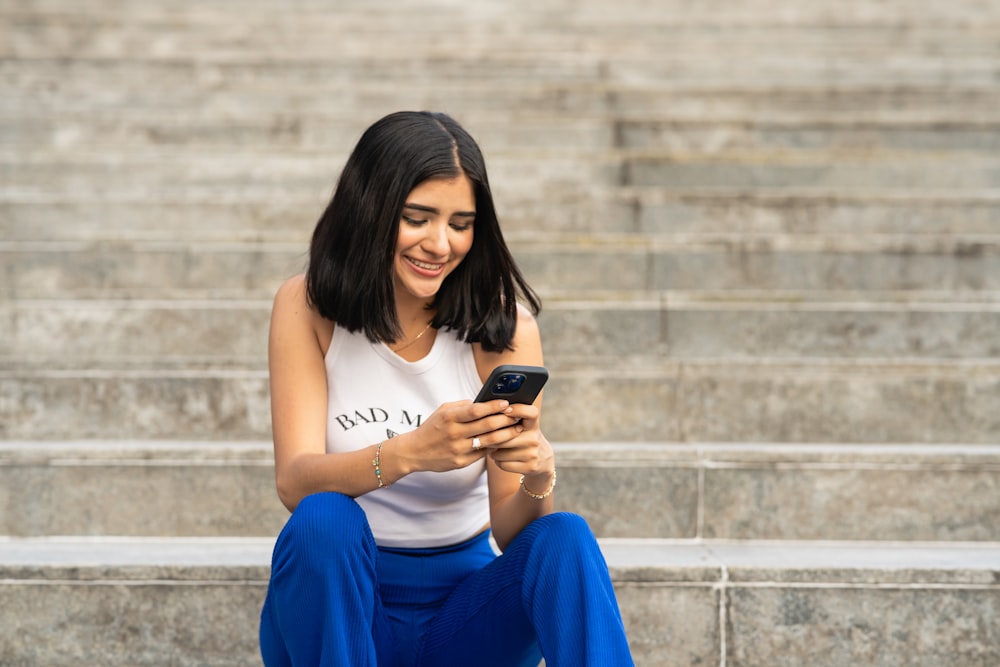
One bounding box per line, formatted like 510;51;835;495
510;302;541;348
274;273;307;302
472;302;543;377
271;274;335;352
515;301;539;326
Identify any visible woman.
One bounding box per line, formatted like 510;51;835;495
259;111;634;666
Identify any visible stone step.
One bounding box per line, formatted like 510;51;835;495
3;191;999;240
2;360;998;443
5;150;1000;199
4;296;1000;366
515;234;1000;293
6;7;1000;61
4;234;997;297
0;441;285;539
10;22;996;61
9;71;1000;123
4;0;996;25
6;78;1000;123
0;535;996;666
6;57;1000;96
542;296;1000;362
630;190;1000;236
10;112;1000;157
2;441;998;542
5;40;1000;89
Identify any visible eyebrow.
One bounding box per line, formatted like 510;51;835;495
403;202;476;218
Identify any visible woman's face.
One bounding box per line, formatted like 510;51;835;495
393;174;476;305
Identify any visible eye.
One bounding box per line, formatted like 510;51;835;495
402;215;428;226
450;221;473;232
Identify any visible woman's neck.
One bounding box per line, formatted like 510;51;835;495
394;295;434;332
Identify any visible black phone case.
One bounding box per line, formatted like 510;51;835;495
474;364;549;404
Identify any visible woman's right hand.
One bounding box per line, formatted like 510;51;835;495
394;398;519;474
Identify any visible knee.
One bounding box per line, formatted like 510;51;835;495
518;512;599;555
275;493;373;570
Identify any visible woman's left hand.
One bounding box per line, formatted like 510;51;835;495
479;402;554;478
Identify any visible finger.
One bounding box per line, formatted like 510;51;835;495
487;449;540;475
457;399;511;423
477;423;527;449
501;403;540;419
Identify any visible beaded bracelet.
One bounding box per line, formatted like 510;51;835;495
519;469;556;500
372;441;389;489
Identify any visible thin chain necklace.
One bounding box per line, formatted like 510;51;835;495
391;321;433;353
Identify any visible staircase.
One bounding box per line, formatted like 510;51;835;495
2;0;1000;665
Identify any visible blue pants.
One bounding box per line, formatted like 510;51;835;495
259;492;634;666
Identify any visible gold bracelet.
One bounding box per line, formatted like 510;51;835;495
519;469;556;500
372;441;389;489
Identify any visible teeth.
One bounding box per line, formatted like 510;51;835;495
408;258;442;270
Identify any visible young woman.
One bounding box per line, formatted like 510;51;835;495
259;111;634;666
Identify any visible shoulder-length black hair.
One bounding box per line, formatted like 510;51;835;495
306;110;540;353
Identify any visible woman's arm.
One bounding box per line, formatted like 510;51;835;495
268;275;396;510
475;306;557;551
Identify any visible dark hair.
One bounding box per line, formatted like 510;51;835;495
306;111;540;353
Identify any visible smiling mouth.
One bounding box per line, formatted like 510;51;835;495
406;257;444;271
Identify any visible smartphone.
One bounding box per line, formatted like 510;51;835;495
474;364;548;405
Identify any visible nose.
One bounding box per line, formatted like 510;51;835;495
422;221;450;257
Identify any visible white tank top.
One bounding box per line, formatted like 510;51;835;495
325;323;488;548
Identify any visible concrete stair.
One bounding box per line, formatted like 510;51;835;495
1;439;999;664
3;0;1000;664
2;536;998;666
3;441;999;542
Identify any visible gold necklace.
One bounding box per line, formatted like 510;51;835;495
391;321;433;353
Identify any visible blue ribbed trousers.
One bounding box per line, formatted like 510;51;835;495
259;492;634;666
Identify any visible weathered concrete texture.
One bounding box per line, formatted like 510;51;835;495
0;243;301;299
0;445;288;537
635;193;1000;235
5;110;616;155
619;120;1000;154
0;372;271;439
615;583;720;667
2;537;996;667
544;363;1000;443
0;200;321;242
558;465;700;538
557;443;1000;541
18;111;1000;159
4;193;1000;243
1;152;627;200
11;152;1000;204
5;236;998;298
2;300;272;364
0;571;266;667
646;238;1000;293
4;362;1000;443
4;40;998;98
7;6;1000;62
540;299;1000;361
32;295;1000;367
726;587;1000;667
0;537;271;665
3;442;998;542
2;441;996;541
704;466;1000;541
625;156;1000;191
